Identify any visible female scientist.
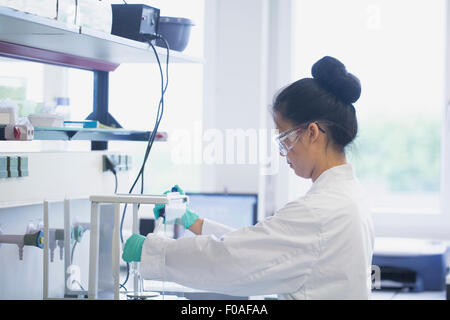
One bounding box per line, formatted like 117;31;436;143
122;56;375;300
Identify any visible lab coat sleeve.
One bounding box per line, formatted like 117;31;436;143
140;200;322;296
201;218;236;238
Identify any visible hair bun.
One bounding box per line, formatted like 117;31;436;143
311;56;361;104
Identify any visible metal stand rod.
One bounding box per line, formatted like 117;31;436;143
88;202;100;299
132;203;140;294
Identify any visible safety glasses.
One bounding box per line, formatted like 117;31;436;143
276;122;326;156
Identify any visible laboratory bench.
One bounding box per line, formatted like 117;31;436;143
371;289;446;300
124;277;447;300
118;269;276;300
125;279;272;300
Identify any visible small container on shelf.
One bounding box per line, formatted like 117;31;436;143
28;113;64;127
76;0;112;34
0;98;18;125
63;120;98;128
155;17;195;52
56;0;77;25
0;0;58;19
54;97;71;121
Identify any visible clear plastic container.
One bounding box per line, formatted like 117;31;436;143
0;98;18;125
76;0;112;33
57;0;77;25
0;0;25;12
28;113;64;127
21;0;57;19
0;0;57;19
54;97;71;121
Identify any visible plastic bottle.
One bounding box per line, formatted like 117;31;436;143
54;97;71;121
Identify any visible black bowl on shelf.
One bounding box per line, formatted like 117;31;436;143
156;16;195;52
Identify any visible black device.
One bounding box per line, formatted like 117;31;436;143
139;218;155;235
111;4;160;42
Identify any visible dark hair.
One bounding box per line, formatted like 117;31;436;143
273;56;361;151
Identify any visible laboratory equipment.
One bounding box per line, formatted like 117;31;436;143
43;199;91;299
0;225;44;260
0;155;28;178
48;228;64;262
125;291;159;300
18;0;57;19
0;98;17;125
88;192;188;300
28;113;64;127
155;17;194;52
76;0;112;33
63;120;98;128
54;97;71;121
56;0;77;25
18;156;28;177
1;124;34;141
0;156;7;178
111;4;160;42
372;237;447;292
185;193;258;230
7;156;18;177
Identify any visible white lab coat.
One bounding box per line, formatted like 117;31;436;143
140;163;375;299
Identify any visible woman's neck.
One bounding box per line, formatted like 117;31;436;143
311;153;347;182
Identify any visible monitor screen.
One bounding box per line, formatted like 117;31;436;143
186;193;258;230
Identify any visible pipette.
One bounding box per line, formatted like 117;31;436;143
153;206;166;234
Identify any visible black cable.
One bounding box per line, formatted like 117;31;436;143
119;35;170;289
119;40;166;243
114;171;118;194
137;37;168;204
104;155;118;194
120;283;128;292
119;35;170;243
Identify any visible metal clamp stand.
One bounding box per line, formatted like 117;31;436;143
43;199;90;299
88;193;188;300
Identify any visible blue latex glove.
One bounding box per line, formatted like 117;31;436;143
122;233;146;263
153;185;199;229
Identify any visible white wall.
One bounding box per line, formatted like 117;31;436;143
0;150;139;299
202;0;305;218
202;0;268;195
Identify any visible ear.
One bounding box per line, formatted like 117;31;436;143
307;122;321;143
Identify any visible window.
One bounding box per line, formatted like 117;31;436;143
0;57;44;117
293;0;446;217
107;0;206;194
0;58;93;152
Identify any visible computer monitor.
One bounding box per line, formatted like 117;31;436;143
185;193;258;229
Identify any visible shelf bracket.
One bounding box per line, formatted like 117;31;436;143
86;71;122;150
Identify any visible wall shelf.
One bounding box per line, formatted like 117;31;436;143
0;5;198;149
0;6;203;71
0;125;168;142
